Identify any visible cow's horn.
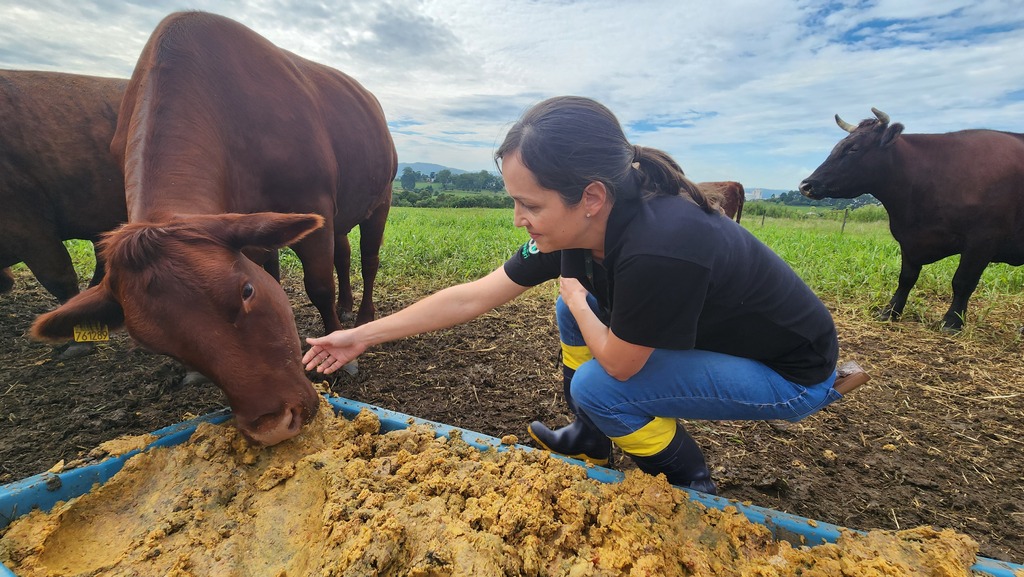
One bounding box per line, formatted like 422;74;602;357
871;107;890;125
834;114;857;133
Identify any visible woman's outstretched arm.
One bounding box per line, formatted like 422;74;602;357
304;265;530;374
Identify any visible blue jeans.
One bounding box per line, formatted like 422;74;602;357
556;295;840;439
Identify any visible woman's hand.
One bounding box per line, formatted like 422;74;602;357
559;277;590;309
558;276;654;381
303;330;367;374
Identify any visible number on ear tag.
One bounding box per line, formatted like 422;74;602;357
73;322;110;342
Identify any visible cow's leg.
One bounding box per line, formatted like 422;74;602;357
20;241;96;358
354;201;390;326
941;254;990;333
21;243;98;359
293;226;343;334
877;258;921;322
263;249;281;282
0;267;13;293
299;225;358;374
334;234;355;323
241;247;281;282
22;242;80;303
87;244;107;288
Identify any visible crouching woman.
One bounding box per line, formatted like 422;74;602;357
304;96;840;495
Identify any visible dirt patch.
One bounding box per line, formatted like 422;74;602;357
1;267;1021;564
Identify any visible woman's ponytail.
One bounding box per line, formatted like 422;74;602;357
632;146;716;213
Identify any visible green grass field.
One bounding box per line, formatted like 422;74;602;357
49;206;1024;338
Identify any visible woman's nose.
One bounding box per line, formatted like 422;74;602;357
512;206;526;227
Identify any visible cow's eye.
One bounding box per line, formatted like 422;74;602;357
242;282;255;300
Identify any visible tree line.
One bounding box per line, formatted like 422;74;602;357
763;190;879;209
394;167;510;208
394;168;881;213
398;167;503;192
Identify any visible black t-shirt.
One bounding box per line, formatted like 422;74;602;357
503;194;839;386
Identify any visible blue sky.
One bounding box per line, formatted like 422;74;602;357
3;0;1023;191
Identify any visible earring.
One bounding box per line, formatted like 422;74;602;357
586;213;591;218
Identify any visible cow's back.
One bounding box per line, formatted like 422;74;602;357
113;12;394;222
299;62;397;230
0;70;127;254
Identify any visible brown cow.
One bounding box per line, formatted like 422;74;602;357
698;181;745;223
800;108;1024;332
0;70;127;303
32;11;397;445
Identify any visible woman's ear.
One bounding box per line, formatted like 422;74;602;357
582;181;609;216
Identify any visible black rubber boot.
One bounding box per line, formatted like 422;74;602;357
528;366;612;466
627;421;717;495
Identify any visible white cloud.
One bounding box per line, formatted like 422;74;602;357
2;0;1022;189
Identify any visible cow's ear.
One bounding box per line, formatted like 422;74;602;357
880;123;904;148
30;285;125;343
218;212;325;250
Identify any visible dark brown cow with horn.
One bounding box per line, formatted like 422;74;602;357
800;108;1024;332
32;11;397;445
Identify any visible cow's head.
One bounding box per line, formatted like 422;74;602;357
799;108;904;200
31;212;325;446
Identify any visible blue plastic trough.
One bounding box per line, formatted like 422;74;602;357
2;396;1021;577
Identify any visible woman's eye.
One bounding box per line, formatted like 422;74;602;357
242;283;255;300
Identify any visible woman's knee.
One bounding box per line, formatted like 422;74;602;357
569;359;615;412
555;295;569;318
555;296;578;340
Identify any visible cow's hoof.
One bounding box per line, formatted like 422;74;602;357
56;342;96;360
181;370;212;387
873;308;900;322
939;314;965;333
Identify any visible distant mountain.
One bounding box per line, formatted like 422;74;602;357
397;162;469;176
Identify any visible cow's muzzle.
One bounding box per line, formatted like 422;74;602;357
798;180;823;200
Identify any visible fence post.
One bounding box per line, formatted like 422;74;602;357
761;213;766;226
841;208;849;235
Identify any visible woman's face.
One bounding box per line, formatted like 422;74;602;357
502;152;586;253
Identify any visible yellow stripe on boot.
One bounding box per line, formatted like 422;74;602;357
561;342;593;371
611;417;677;457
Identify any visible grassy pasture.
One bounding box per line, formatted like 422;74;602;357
53;206;1023;340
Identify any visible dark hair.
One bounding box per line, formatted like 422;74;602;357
494;96;714;212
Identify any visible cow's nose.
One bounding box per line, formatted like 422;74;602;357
239;403;309;446
799;180;820;198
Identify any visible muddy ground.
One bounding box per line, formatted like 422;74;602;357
1;266;1021;564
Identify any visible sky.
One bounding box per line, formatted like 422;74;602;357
3;0;1024;192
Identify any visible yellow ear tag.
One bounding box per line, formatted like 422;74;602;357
73;322;110;342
